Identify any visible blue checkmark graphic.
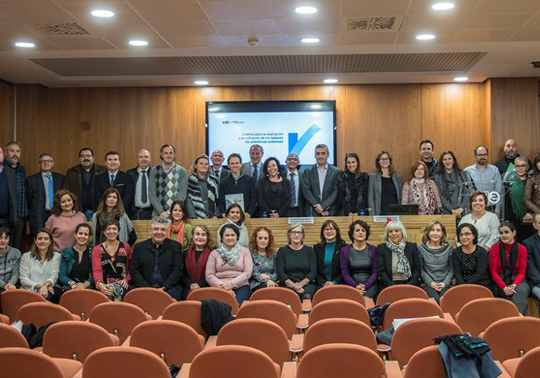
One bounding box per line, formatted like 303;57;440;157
288;124;321;155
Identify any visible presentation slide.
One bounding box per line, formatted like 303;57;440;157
206;101;336;166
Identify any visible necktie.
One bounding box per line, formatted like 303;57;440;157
110;174;115;187
253;165;258;181
215;169;220;178
141;170;148;203
46;174;54;209
289;172;296;206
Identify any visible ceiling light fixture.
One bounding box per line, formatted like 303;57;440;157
194;80;209;85
14;41;35;48
300;37;320;44
128;40;148;46
454;77;468;82
431;2;455;11
324;79;338;84
295;6;318;14
416;34;436;40
91;10;115;18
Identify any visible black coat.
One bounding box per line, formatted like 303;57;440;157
218;174;257;216
130;238;183;291
126;167;153;211
523;233;540;288
376;241;421;288
26;172;64;235
2;161;19;227
94;170;135;216
314;240;347;286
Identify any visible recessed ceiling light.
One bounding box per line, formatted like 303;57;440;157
194;80;209;85
128;40;148;46
454;77;468;82
324;79;338;84
295;6;318;14
301;37;320;44
14;41;35;48
91;9;115;18
416;34;436;40
431;2;455;11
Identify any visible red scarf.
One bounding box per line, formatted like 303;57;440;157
167;221;186;245
185;245;212;284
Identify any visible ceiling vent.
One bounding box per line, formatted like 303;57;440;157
35;23;91;36
347;16;400;31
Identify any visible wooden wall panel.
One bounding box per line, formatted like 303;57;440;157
0;81;14;145
488;78;540;161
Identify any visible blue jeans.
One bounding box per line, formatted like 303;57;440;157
233;285;251;306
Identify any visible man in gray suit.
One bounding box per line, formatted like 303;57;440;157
241;144;264;182
301;144;338;216
284;153;304;217
209;149;230;183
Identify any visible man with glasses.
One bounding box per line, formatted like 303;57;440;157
209;149;230;183
26;153;64;237
465;145;503;217
64;147;106;220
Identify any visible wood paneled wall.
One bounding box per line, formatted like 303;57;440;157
0;81;14;146
14;82;492;178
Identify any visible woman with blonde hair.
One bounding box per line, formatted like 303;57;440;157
186;154;220;219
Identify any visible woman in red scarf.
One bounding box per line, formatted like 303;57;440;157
181;225;213;298
167;201;193;252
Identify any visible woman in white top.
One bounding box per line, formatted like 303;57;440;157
458;191;500;250
19;228;61;301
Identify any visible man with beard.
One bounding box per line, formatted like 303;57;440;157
419;140;438;178
494;139;532;176
302;144;339;216
465;145;503;217
3;141;27;248
64;147;106;220
0;146;17;239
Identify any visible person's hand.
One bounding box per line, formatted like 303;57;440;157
495;211;501;218
452;208;464;218
221;282;232;291
503;286;514;296
99;283;113;296
430;282;439;290
260;274;269;280
356;284;365;290
212;216;219;219
324;281;334;287
321;210;330;216
160;211;169;218
190;283;201;291
523;213;533;220
349;212;355;216
38;285;49;298
314;204;324;214
271;213;280;218
245;213;251;219
266;280;278;288
508;284;517;294
4;283;16;291
118;279;129;289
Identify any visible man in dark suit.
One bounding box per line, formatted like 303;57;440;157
209;149;230;183
523;212;540;308
0;146;17;234
130;216;183;300
127;149;153;220
301;144;339;216
26;153;64;236
3;141;27;249
94;151;135;216
63;147;106;220
284;153;305;217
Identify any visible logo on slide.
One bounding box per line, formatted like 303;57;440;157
288;124;321;155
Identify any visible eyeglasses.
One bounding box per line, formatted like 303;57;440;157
475;153;488;157
459;232;473;237
80;154;93;158
40;159;53;163
515;165;528;168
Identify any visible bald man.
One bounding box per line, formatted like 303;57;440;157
494;139;532;176
127;149;154;220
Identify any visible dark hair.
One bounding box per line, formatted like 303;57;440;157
249;226;275;258
436;150;462;175
468;191;488;212
190;225;215;250
220;223;240;239
38;153;53;161
348;220;370;242
419;140;434;150
226;203;245;225
315;144;329;153
95;188;125;218
319;220;344;245
170;201;188;222
52;189;79;216
534;154;540;176
102;218;120;231
30;228;54;261
262;157;282;179
5;141;22;150
457;223;478;245
0;226;11;240
375;150;395;175
344;152;361;177
499;221;517;233
474;145;489;155
78;147;94;157
227;153;242;165
75;223;92;234
160;144;176;154
410;161;429;180
104;151;120;160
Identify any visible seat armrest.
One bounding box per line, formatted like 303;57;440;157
442;313;458;326
121;336;131;346
297;314;308;330
385;360;403;378
240;299;250;308
177;363;191;378
495;361;511;378
110;334;120;346
289;333;303;353
364;297;375;309
301;299;312;312
281;361;297;378
204;335;218;350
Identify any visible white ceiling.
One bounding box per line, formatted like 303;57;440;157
0;0;539;87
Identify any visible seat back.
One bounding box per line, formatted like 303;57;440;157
0;314;10;324
1;289;46;323
515;345;540;378
440;284;494;317
89;302;149;343
236;300;297;339
59;290;109;321
162;301;206;338
297;343;385;378
391;318;462;368
455;298;520;336
303;318;377;353
189;345;279;378
383;298;444;330
0;323;29;348
250;287;303;315
376;285;428;306
309;299;371;327
483;317;540;362
403;346;447;378
16;302;79;329
312;285;366;307
217;318;290;366
130;320;204;366
124;288;175;319
187;287;239;315
0;347;74;378
83;346;171;378
43;321;118;363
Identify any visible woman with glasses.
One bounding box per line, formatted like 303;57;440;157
506;156;533;241
276;224;317;299
525;154;540;218
313;220;346;289
452;223;490;288
337;152;369;215
434;151;473;219
368;151;402;215
402;161;442;215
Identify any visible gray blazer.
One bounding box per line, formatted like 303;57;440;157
210;166;230;184
241;162;263;183
367;173;402;215
301;164;339;216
